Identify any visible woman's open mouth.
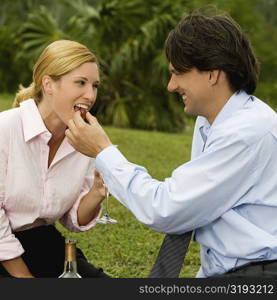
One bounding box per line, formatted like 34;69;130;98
74;104;89;119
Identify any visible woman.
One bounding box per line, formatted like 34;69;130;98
0;40;109;278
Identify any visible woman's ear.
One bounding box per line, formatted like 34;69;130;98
41;75;53;95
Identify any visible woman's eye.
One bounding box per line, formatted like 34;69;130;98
76;80;85;86
93;83;99;89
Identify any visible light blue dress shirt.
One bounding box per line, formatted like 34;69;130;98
96;90;277;277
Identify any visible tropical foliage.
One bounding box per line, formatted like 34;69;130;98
0;0;276;131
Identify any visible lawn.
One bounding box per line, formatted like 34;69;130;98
0;94;200;278
0;93;14;111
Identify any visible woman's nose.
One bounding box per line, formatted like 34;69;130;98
84;85;95;101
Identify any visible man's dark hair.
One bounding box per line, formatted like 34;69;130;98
165;12;259;94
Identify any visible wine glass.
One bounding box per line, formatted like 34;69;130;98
97;183;118;225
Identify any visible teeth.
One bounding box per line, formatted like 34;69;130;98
75;104;89;111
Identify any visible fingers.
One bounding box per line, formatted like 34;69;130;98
65;128;72;139
72;110;86;127
86;112;98;126
93;169;106;193
71;111;99;129
94;169;102;179
66;118;81;147
94;169;104;184
65;128;76;145
94;169;101;178
66;111;88;139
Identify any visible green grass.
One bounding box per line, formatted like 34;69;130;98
0;94;200;277
0;93;14;111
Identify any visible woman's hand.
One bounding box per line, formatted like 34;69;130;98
91;169;107;200
77;169;107;226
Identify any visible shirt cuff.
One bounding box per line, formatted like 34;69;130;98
95;145;128;177
64;189;102;232
0;234;25;261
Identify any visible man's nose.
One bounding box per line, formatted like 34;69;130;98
167;75;178;92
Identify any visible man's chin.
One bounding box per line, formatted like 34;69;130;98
184;106;198;117
184;106;191;114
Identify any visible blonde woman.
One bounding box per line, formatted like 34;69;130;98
0;40;109;278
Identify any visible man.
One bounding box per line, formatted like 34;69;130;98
65;13;277;277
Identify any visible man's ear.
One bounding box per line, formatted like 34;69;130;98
42;75;53;95
209;70;220;86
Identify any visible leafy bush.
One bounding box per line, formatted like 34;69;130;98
1;0;276;132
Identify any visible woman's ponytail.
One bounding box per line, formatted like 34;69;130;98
12;82;36;108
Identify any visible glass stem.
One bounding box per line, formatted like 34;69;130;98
104;188;109;216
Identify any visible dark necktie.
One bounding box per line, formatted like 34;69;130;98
149;231;192;278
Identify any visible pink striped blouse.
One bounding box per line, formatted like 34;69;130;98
0;99;98;261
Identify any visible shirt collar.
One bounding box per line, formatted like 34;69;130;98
20;99;76;165
20;99;50;142
198;90;252;136
211;90;251;127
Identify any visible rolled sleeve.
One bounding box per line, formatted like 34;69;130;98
0;125;24;260
0;209;25;261
60;189;102;232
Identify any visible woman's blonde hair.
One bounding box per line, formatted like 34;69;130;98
13;40;97;107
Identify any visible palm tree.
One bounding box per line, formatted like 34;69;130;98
13;0;276;130
65;0;188;131
15;5;67;65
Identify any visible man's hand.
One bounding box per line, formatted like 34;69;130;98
65;111;112;158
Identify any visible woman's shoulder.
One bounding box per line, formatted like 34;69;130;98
0;108;21;139
0;107;21;123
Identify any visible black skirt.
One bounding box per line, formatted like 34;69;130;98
0;225;109;278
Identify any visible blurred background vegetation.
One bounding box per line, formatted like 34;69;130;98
0;0;276;132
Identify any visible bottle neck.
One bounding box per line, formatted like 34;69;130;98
64;261;78;273
59;238;82;278
63;239;78;273
65;242;76;262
